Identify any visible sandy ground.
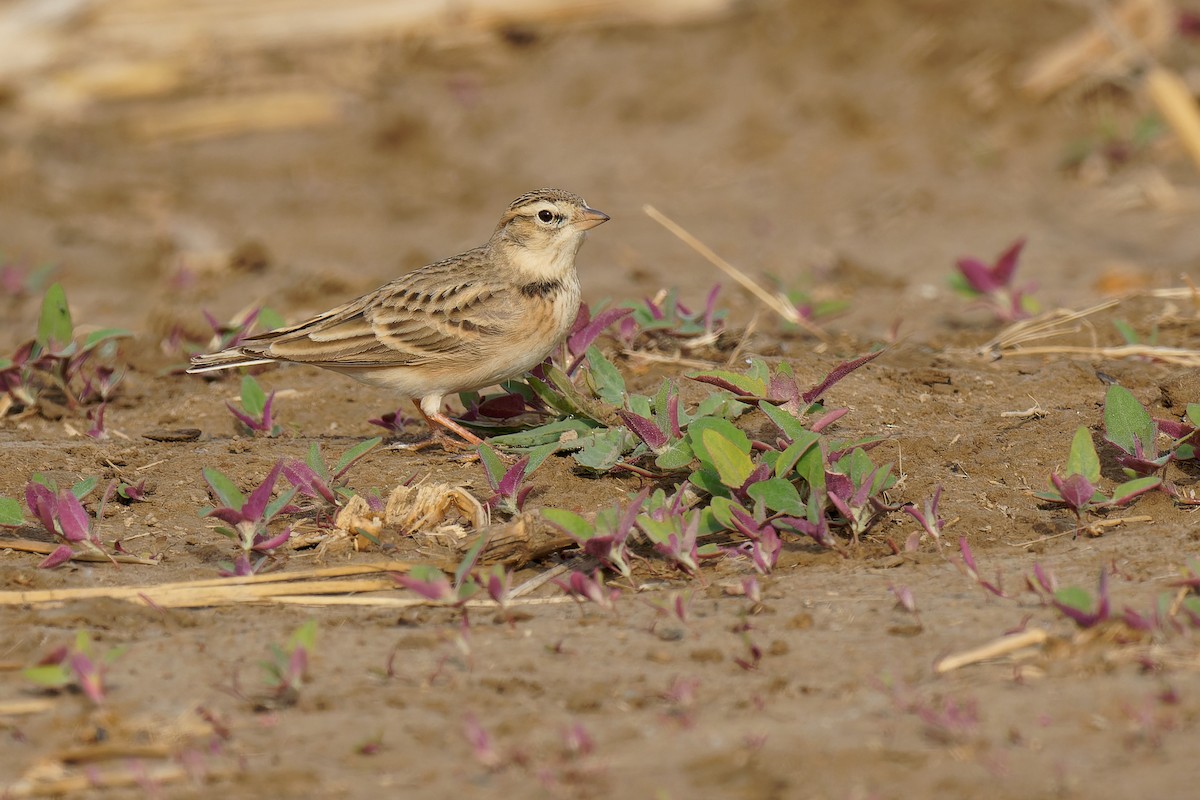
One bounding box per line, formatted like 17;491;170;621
4;0;1200;797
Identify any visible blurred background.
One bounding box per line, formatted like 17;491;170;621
1;0;1199;346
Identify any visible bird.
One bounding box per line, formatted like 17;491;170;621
188;188;609;449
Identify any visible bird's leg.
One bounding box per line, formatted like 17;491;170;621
416;401;484;451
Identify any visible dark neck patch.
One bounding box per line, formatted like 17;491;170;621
520;279;563;298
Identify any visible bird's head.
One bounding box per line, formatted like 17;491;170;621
492;188;609;280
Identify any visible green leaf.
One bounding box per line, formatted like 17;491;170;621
258;307;287;332
747;477;806;516
488;418;596;449
795;441;826;493
71;476;99;500
688;466;727;498
305;442;326;477
1052;586;1094;615
707;496;739;529
525;442;558;475
1103;384;1155;457
203;467;245;510
22;664;71;689
627;393;653;418
774;431;820;478
81;328;133;352
585;345;626;405
688;418;750;465
759;401;809;441
701;428;754;488
37;283;73;348
333;437;381;476
1065;426;1101;483
263;487;298;522
690;391;748;423
454;535;489;588
478;444;508;487
1109;476;1161;505
1187;404;1200;428
289;619;318;652
1112;319;1139;345
687;368;765;397
541;508;593;540
572;428;629;472
240;375;267;417
637;514;676;544
654;440;695;471
0;497;24;527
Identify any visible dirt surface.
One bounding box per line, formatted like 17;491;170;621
4;1;1200;797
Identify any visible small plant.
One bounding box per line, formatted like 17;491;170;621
25;475;105;568
554;570;621;612
478;443;554;515
282;437;382;518
949;238;1037;322
259;619;317;708
544;492;647;581
903;485;945;547
1036;426;1161;530
394;537;489;606
227;375;282;437
1;283;130;417
1027;564;1112;629
23;631;124;705
617;285;727;351
201;462;297;574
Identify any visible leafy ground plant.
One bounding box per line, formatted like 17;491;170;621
259;619;317;709
949;238;1037;322
1036;425;1160;531
282;436;382;520
23;631;124;705
25;474;105;568
0;283;130;418
228;374;282;437
202;462;297;574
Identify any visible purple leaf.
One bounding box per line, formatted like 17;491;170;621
802;350;885;405
260;390;276;428
476;393;531;420
38;545;75;569
991;238;1026;286
282;461;336;504
395;573;455;602
243;461;285;521
54;489;90;543
495;457;530;498
809;408;848;433
226;402;260;431
955;257;999;293
667;393;682;438
25;482;58;535
205;507;248;526
619;410;668;450
1051;472;1096;512
567;306;634;356
86;403;107;439
702;284;722;332
252;527;292;552
70;652;105;704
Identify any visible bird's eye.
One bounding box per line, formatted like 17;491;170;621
537;209;555;223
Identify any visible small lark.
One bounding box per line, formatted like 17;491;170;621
189;188;609;448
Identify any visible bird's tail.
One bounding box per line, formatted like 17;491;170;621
187;349;275;374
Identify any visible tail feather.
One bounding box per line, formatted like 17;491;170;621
187;349;276;374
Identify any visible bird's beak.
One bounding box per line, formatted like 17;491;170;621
575;206;610;230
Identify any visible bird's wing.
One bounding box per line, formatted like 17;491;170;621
238;253;512;369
